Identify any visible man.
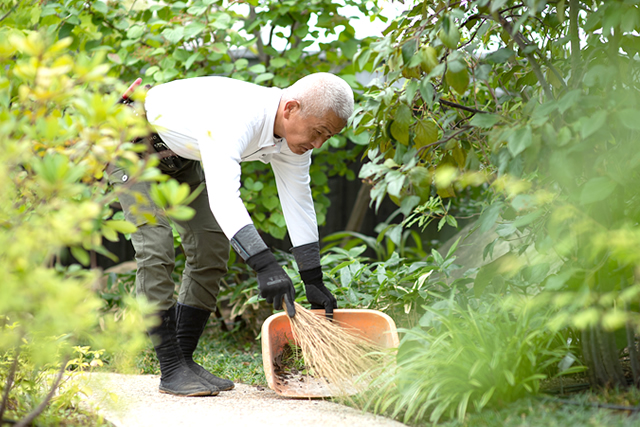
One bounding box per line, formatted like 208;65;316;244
109;73;353;397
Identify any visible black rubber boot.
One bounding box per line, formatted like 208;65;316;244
176;303;236;391
149;306;219;396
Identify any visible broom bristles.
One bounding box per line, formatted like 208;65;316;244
287;302;387;395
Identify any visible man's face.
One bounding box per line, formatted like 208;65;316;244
282;101;346;155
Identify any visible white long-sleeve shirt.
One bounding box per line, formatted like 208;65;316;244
144;76;319;247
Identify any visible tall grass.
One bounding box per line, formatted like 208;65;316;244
365;296;580;424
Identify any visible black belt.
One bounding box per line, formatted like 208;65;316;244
143;133;184;170
131;129;184;170
152;135;184;171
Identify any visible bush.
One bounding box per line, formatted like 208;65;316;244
0;28;197;424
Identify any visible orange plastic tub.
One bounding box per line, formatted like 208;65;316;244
261;309;399;398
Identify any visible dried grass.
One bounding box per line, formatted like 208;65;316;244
288;303;389;396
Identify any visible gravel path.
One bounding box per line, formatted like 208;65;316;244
79;373;407;427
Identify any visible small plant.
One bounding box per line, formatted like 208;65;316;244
100;270;137;312
279;341;308;374
0;343;113;426
323;208;429;263
319;238;473;328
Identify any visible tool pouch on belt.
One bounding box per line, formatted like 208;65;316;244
125;112;183;170
147;134;183;170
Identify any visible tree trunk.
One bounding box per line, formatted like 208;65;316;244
626;319;640;386
597;325;627;387
569;0;581;87
345;182;372;233
581;328;598;386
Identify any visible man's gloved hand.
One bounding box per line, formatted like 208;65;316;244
231;225;296;317
246;249;296;317
300;266;337;319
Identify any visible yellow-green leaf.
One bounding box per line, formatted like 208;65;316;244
414;119;439;147
167;205;195;221
390;121;409;145
439;24;460;50
105;220;137;234
446;68;469;94
70;246;90;266
452;145;466;167
390;104;412;145
419;46;439;73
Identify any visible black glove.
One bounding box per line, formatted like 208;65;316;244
246;249;296;318
300;266;337;319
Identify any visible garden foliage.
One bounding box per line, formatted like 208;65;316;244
0;13;200;426
18;0;381;239
348;0;640;420
3;0;640;424
0;0;384;422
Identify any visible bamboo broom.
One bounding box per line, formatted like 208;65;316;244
287;302;388;396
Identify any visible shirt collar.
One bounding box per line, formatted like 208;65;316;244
258;87;283;148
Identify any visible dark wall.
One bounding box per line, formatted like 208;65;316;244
87;157;405;270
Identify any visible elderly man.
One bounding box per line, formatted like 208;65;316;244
109;73;353;397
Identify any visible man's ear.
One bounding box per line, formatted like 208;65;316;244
283;99;300;119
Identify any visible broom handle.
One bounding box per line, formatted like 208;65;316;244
284;294;296;318
118;77;142;104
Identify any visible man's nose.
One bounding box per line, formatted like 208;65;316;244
311;138;324;148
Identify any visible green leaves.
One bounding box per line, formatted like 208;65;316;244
414;118;438;147
438;20;460;50
126;25;145;39
385;170;406;198
485;48;515;65
470;114;501;129
149;180;199;221
93;0;108;14
507;125;532;157
0;29;155;423
104;219;137;234
401;39;418;64
254;72;275;84
390;104;412;145
102;219;138;242
367;297;574;424
618;109;640;130
477;202;503;233
184;22;206;39
580;177;617;205
578;110;607;139
445;67;469;94
161;27;184;44
419;46;438;73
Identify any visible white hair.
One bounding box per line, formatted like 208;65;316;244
282;73;354;123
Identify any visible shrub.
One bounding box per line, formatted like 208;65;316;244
0;29;195;424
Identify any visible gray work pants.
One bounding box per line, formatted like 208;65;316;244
108;159;229;312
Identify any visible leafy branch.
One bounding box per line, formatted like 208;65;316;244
492;12;555;100
416;125;473;156
0;0;22;23
14;356;70;427
0;348;20;423
438;98;486;114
